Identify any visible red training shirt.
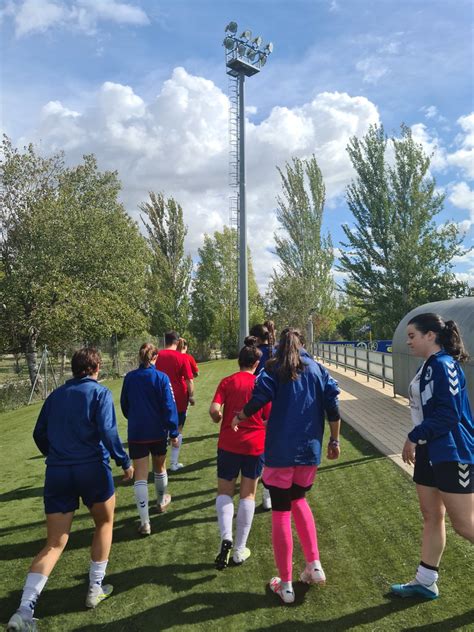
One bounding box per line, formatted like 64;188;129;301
156;349;193;413
187;353;199;377
212;371;270;456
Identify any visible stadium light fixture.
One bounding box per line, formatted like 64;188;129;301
223;23;273;348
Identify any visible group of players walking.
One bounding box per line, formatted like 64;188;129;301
7;315;474;630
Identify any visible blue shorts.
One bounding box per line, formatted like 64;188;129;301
129;440;167;459
178;411;187;428
44;462;115;514
217;448;264;481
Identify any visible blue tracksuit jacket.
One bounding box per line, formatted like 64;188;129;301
33;377;130;469
120;365;179;442
245;351;340;467
408;350;474;464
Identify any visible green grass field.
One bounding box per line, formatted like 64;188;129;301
1;359;473;631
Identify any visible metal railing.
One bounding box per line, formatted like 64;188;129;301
315;343;394;390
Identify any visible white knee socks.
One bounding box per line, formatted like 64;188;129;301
171;433;183;466
19;572;48;619
235;498;255;551
89;559;108;588
134;479;149;525
154;471;168;504
215;494;234;542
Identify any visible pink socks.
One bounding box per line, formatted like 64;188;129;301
271;498;320;582
291;497;319;562
271;511;293;581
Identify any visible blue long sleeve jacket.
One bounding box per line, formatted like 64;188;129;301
244;352;340;467
120;365;179;442
408;351;474;464
33;377;130;469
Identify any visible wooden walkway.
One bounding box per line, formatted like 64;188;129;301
320;361;413;475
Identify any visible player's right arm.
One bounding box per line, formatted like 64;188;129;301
33;396;52;456
210;379;225;422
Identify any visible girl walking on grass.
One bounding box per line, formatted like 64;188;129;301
7;348;133;632
120;343;179;536
391;313;474;600
209;337;270;569
232;328;341;604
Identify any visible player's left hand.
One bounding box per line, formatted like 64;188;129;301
327;444;340;460
402;438;416;465
170;436;179;448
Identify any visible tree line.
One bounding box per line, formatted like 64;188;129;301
0;125;470;384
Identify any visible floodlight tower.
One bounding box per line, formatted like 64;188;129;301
223;22;273;348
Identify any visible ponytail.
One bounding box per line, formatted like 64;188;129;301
439;320;470;362
264;320;276;357
408;313;470;362
139;342;159;367
266;327;304;382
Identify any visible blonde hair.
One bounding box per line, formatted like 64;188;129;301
139;342;158;367
176;337;188;353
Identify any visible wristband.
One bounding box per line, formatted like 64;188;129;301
329;438;340;447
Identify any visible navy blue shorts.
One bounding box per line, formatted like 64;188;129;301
217;448;264;481
414;445;474;494
44;462;115;514
178;411;186;428
129;440;167;459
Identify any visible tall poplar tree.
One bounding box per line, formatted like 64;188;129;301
339;124;469;338
269;155;336;335
140;192;193;337
190;226;264;358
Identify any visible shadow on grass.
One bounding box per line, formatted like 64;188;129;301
318;455;386;473
71;590;280;631
0;485;43;503
185;432;219;444
252;598;419;631
0;499;216;560
402;610;474;631
1;562;216;621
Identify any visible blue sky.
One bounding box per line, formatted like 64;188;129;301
1;0;473;290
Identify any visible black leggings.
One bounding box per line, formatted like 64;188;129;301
266;483;313;511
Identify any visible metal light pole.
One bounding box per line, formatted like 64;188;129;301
224;23;273;348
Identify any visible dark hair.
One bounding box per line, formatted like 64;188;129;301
266;327;304;382
164;331;180;346
408;313;470;362
139;342;158;367
71;347;101;378
176;338;187;352
249;321;277;357
238;336;262;368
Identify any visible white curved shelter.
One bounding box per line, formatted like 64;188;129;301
392;297;474;403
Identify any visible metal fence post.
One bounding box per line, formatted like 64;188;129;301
366;348;370;382
344;345;347;372
382;353;385;388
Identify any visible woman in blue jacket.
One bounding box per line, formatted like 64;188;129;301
120;343;179;536
7;348;133;632
232;327;341;604
391;313;474;600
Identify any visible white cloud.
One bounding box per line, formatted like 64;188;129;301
355;57;388;83
410;123;447;171
9;0;149;37
26;68;380;290
449;181;474;233
446;112;474;179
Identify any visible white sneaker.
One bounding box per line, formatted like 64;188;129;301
170;462;184;472
233;547;251;565
300;562;326;585
85;584;114;608
269;577;295;604
262;488;272;511
6;613;38;631
138;521;151;536
156;493;171;513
